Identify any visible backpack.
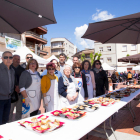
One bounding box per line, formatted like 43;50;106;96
128;73;132;79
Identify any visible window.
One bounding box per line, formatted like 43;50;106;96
86;54;90;58
107;46;111;51
107;57;112;62
99;47;103;52
131;45;136;51
122;45;127;52
100;58;103;63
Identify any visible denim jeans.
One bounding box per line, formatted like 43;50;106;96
0;99;11;125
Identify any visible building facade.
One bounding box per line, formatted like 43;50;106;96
51;38;76;59
72;49;94;62
94;41;140;72
0;26;49;59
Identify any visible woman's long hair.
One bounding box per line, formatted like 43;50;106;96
92;60;101;69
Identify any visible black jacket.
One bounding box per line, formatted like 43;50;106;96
72;72;88;98
21;63;26;69
11;65;25;96
111;73;117;83
92;69;108;97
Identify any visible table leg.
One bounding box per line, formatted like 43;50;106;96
109;117;118;140
126;104;135;122
103;121;110;140
129;102;136;119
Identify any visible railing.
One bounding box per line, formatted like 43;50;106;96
41;26;47;31
25;31;47;42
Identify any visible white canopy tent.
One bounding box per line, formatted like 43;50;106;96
133;65;140;71
102;63;115;70
46;55;59;62
13;47;49;65
66;59;73;67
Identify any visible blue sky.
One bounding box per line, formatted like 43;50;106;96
45;0;140;50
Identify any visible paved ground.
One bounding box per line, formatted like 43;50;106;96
80;99;140;140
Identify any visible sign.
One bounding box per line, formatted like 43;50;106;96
5;36;22;50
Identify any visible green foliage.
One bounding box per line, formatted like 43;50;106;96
93;52;102;63
126;54;130;57
81;53;85;62
90;53;94;65
67;56;69;60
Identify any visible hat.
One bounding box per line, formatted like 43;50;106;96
46;62;56;69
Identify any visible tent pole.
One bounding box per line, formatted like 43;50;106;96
35;44;37;55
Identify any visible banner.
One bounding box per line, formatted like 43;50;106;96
5;36;22;50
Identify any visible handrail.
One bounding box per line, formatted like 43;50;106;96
25;31;47;42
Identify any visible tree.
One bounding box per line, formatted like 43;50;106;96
126;54;130;57
93;52;102;63
90;53;94;65
81;53;85;62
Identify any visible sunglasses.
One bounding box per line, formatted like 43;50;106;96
95;63;101;65
30;63;36;65
74;67;80;69
3;56;13;59
48;68;55;70
26;57;33;59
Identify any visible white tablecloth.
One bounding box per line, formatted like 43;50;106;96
0;89;140;140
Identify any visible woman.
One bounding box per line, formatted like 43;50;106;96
41;59;62;79
19;59;41;117
91;60;108;97
58;65;79;107
81;60;96;99
72;62;88;102
41;62;59;112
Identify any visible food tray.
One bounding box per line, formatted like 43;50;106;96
51;109;86;120
18;115;65;133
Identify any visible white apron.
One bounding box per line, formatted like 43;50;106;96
26;73;41;112
45;79;59;112
60;82;77;108
75;77;85;103
85;73;94;99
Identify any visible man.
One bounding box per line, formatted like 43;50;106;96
21;53;33;69
73;56;79;64
59;53;67;74
0;51;15;125
9;55;25;122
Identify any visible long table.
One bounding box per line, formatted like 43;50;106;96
0;89;140;140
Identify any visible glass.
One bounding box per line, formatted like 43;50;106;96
3;56;13;59
74;67;80;69
48;68;55;70
95;63;101;65
26;57;33;59
30;63;36;65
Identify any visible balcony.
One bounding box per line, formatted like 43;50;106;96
51;52;62;56
51;45;64;49
25;31;47;44
37;26;47;34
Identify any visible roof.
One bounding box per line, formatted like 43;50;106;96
72;49;94;57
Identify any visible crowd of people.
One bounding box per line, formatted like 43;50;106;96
0;51;109;125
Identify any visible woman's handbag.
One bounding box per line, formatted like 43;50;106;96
11;91;18;103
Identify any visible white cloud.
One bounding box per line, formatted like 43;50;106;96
92;9;115;21
74;24;94;49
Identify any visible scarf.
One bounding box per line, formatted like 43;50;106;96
62;74;78;89
46;72;58;81
81;69;90;74
93;67;103;73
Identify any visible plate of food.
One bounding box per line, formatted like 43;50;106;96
18;116;64;133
